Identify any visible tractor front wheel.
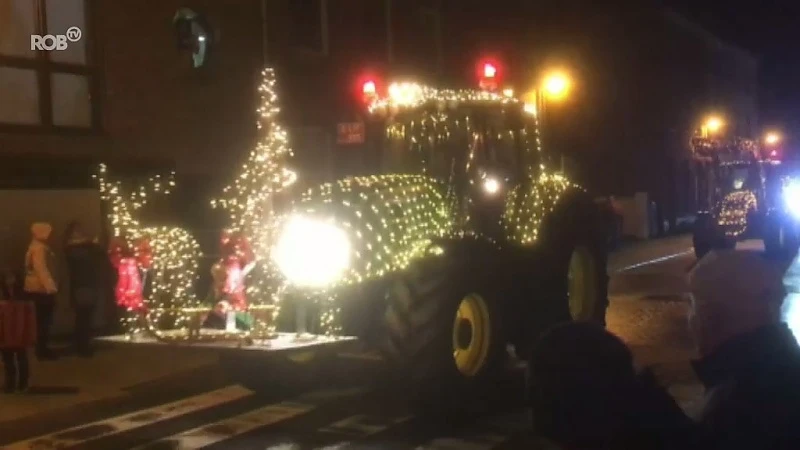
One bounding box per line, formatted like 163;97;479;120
381;255;507;418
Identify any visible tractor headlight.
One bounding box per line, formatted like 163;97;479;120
483;176;502;195
784;179;800;219
272;215;351;288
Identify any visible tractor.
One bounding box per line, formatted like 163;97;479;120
264;81;610;413
691;134;800;259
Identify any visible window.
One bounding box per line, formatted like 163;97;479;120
0;0;95;130
288;0;327;54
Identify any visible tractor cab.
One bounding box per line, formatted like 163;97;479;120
365;82;546;239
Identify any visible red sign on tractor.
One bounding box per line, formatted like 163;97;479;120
337;122;365;145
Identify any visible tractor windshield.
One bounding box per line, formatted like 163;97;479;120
717;163;760;193
381;103;540;182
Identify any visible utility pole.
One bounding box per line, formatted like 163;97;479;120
420;1;443;81
261;0;269;65
386;0;394;64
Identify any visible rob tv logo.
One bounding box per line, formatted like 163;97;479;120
31;27;82;51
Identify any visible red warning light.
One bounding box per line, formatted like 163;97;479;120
478;59;501;91
363;80;377;95
483;63;497;79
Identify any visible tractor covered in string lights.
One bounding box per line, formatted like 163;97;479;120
264;69;610;414
691;134;800;259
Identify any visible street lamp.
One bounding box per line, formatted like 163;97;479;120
765;132;781;146
702;116;725;138
542;71;571;101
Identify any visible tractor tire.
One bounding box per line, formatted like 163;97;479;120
693;215;714;260
381;255;507;419
540;205;610;330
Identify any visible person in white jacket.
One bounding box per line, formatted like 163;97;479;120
23;222;58;360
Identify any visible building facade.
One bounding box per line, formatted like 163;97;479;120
0;0;758;229
442;0;759;230
0;0;449;193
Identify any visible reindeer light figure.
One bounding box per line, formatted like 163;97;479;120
95;164;203;340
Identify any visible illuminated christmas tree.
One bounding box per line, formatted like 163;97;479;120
212;68;297;307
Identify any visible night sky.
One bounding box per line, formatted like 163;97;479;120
666;0;800;139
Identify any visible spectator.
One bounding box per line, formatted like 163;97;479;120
1;272;35;394
23;222;58;360
688;250;800;449
528;322;698;449
63;221;105;357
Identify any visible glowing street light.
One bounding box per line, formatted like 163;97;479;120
765;132;781;146
543;71;571;101
705;116;724;134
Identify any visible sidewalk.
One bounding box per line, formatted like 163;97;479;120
0;342;219;424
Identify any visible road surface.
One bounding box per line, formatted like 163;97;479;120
4;237;795;449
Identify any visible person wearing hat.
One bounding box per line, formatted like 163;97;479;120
528;322;699;449
688;250;800;448
23;222;58;360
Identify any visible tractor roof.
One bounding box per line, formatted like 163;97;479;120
367;82;528;115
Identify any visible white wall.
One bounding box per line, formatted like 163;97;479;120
616;192;651;239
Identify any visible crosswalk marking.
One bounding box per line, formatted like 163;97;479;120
133;387;370;450
420;434;507;450
319;414;413;437
133;401;316;449
4;385;252;450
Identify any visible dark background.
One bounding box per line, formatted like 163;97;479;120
667;0;800;141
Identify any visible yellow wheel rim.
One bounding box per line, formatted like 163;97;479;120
568;246;598;321
452;293;491;377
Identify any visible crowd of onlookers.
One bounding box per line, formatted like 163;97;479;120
1;221;107;394
529;250;800;449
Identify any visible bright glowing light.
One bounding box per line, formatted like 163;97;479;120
388;82;424;106
483;177;501;195
766;132;781;146
484;63;497;78
784;179;800;219
197;35;206;42
706;117;724;134
543;72;571;100
523;103;537;116
272;215;351;288
363;81;377;95
502;88;514;98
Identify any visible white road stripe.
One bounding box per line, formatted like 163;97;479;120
420;434;507;450
134;387;371;450
5;385;252;450
133;401;315;450
615;249;694;272
318;414;413;437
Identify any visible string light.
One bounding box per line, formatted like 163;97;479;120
369;82;521;114
211;67;297;334
717;190;757;237
95;164;203;340
285;82;578;333
504;172;574;244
